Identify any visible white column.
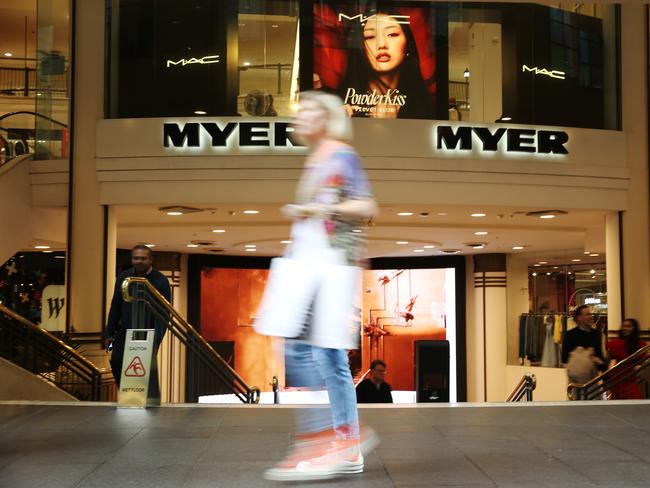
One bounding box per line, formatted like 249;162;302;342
605;212;622;330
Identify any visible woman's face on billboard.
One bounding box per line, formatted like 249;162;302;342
363;14;407;74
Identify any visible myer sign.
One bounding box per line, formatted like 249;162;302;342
163;121;303;150
434;125;569;157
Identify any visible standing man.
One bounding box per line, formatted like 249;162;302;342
104;245;171;399
356;359;393;403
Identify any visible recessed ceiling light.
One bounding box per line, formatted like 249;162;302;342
437;212;447;216
245;244;257;248
568;271;573;275
243;210;259;214
533;264;541;267
512;246;524;250
3;52;12;57
34;245;50;249
281;240;291;244
553;266;558;269
243;61;251;66
572;258;581;262
413;249;424;253
424;245;435;249
352;229;363;233
194;110;207;115
474;231;488;236
589;253;600;257
396;241;409;245
540;214;556;219
471;213;486;217
538;261;548;265
271;24;279;28
246;248;257;252
397;212;413;216
167;211;183;216
500;116;512;122
145;244;155;248
471;244;485;249
532;272;538;276
187;244;199;248
590;269;596;274
584;251;591;255
55;255;65;259
212;229;226;233
42;250;53;253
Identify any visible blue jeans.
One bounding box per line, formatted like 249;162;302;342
285;340;359;438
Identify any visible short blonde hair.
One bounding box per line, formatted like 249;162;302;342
299;91;353;142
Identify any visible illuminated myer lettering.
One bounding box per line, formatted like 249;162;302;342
337;13;410;24
522;64;566;80
163;122;302;148
436;126;569;154
166;55;220;68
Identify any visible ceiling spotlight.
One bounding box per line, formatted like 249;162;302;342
243;210;259;214
352;229;363;233
589;253;600;257
584;251;591;255
34;245;50;249
187;244;199;248
512;246;524;250
245;244;257;248
397;212;414;216
42;250;53;253
471;213;486;218
463;67;470;78
3;52;12;57
194;110;207;115
525;210;568;219
533;264;541;267
474;231;488;236
532;272;538;276
145;244;155;248
424;245;436;249
498;116;512;122
413;249;424;253
271;24;279;28
437;212;447;216
243;61;251;66
539;261;548;265
212;229;226;233
246;248;257;252
572;258;581;262
546;272;551;276
167;211;183;216
540;214;556;219
590;269;596;274
281;240;291;244
396;241;409;245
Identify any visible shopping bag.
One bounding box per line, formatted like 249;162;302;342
309;262;361;350
254;257;320;339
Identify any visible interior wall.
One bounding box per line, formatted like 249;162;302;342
0;155;32;265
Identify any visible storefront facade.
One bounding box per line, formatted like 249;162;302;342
7;0;648;403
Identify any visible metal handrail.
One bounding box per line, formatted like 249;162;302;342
506;373;537;402
0;303;114;401
0;110;69;128
354;368;371;387
121;277;260;404
568;345;650;400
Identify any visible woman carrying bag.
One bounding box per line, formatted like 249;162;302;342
255;91;378;481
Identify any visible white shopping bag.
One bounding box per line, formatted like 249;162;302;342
254;257;320;339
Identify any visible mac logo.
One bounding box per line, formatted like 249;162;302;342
522;64;566;80
166;55;220;68
337;13;410;25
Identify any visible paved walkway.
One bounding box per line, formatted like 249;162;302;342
1;401;649;487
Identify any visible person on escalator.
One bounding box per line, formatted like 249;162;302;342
104;245;171;399
563;305;606;385
607;318;647;399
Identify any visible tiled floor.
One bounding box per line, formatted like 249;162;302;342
1;401;649;487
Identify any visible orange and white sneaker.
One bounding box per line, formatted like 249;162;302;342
293;440;364;480
263;430;334;481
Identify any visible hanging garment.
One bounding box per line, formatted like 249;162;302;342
553;314;563;344
541;320;559;367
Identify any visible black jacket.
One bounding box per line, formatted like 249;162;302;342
105;268;172;340
356;378;393;403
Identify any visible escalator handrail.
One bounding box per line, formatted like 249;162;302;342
567;345;650;398
121;276;261;403
0;111;68;128
0;303;103;376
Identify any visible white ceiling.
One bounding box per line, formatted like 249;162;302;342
114;203;607;266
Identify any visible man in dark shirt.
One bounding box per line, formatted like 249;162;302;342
356;359;393;403
562;305;606;371
104;245;171;397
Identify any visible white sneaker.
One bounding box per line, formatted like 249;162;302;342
294;446;364;480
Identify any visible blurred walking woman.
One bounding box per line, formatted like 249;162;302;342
607;318;647;399
258;91;377;481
